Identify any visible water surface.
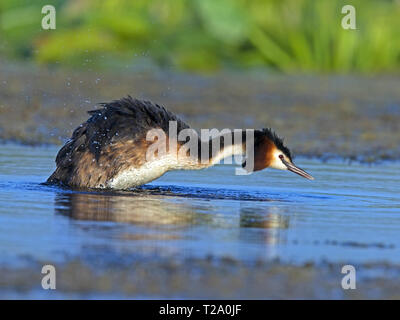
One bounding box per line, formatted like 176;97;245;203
1;143;399;271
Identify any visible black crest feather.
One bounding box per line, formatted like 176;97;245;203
257;128;292;161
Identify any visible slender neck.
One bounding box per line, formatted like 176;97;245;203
198;130;249;165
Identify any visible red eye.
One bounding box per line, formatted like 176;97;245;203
279;155;284;160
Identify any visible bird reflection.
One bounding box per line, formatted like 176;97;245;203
54;190;290;251
240;207;289;229
239;206;289;246
54;191;212;229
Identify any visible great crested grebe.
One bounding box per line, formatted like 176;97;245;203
47;96;313;189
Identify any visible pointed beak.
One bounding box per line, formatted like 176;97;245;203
282;159;314;180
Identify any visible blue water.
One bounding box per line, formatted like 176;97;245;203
0;143;400;269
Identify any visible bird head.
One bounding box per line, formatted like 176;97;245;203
249;129;314;180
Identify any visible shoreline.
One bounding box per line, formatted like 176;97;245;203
1;61;400;162
1;254;400;299
2;140;400;165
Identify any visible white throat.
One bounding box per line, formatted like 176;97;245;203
210;143;245;165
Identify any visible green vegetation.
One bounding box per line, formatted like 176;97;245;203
0;0;399;73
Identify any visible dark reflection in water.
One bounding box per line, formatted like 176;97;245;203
239;207;289;229
54;189;290;248
55;192;214;228
239;207;289;246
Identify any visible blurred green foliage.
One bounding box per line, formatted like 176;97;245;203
0;0;399;73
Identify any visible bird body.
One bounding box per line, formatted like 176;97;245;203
47;96;313;189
